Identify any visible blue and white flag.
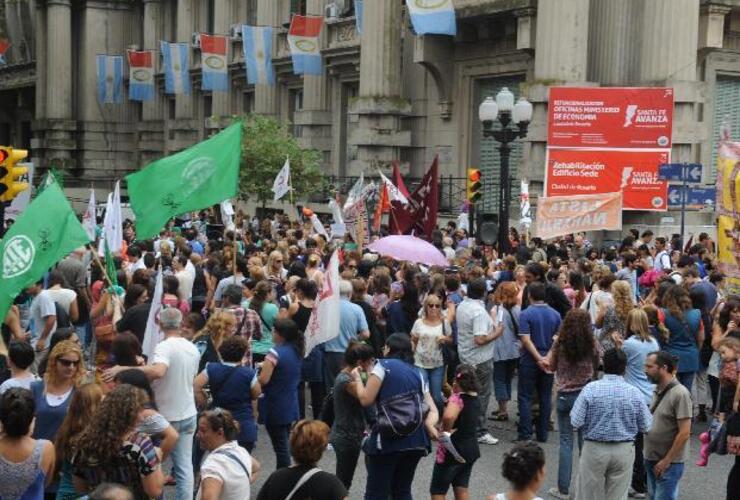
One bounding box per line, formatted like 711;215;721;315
127;50;156;102
200;34;229;92
242;25;275;85
355;0;364;36
96;55;124;104
288;15;324;76
160;41;191;95
406;0;457;36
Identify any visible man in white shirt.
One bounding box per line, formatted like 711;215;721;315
25;281;57;352
173;255;194;303
104;307;200;500
653;237;672;273
127;244;147;275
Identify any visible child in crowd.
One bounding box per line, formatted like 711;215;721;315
488;442;546;500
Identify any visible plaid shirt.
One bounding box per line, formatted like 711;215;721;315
571;374;652;442
221;305;261;366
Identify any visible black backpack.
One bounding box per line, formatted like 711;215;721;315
54;301;72;329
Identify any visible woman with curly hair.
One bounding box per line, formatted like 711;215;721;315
248;280;280;364
54;383;105;500
192;310;237;372
595;280;634;351
662;284;704;390
545;309;601;499
71;384;165;499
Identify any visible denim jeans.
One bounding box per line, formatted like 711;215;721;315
332;440;361;491
645;460;684;500
556;390;583;494
676;372;694;392
364;449;425;500
170;415;197;500
266;423;292;469
493;358;518;402
517;358;554;442
419;365;445;414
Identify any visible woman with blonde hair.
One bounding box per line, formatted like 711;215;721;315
306;253;325;286
192;309;237;372
29;340;86;497
490;282;521;422
71;384;165;499
622;307;660;497
264;250;288;283
54;383;105;500
514;265;527;305
595;280;634;350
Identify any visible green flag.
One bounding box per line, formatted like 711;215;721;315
104;240;118;287
0;181;90;321
126;121;243;239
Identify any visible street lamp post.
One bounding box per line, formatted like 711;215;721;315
479;88;532;254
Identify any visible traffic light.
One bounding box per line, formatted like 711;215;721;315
467;168;482;203
0;146;29;203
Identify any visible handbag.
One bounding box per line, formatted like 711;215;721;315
726;412;740;456
376;361;424;440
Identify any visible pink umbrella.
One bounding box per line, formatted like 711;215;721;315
368;235;449;267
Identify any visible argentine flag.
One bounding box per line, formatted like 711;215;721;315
200;34;229;92
96;55;123;104
355;0;364;36
161;41;191;95
406;0;457;36
287;15;324;76
242;25;275;85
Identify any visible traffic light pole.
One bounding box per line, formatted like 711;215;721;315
680;162;687;249
0;202;5;238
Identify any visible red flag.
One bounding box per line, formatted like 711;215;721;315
388;161;410;235
373;185;391;232
391;156;440;240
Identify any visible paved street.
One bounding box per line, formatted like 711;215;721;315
168;379;736;499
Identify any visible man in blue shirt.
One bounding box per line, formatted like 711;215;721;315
323;280;369;391
570;349;652;500
517;281;561;442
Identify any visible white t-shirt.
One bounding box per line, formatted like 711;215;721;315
46;288;77;314
196;441;252;500
175;270;195;303
151;337;200;422
411;319;449;369
29;290;57;341
0;374;40;394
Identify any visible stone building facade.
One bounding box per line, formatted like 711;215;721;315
0;0;739;230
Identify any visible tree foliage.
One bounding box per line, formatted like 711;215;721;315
239;114;324;207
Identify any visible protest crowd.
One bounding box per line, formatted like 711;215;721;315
0;201;738;500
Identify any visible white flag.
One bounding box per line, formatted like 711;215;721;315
141;269;164;362
520;179;532;229
98;181;123;255
220;199;235;231
343;172;364;210
272;157;291;201
82;189;97;241
457;211;469;233
304;250;341;356
379;171;408;204
328;198;344;224
310;213;328;238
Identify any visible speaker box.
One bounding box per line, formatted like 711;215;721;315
479;213;499;246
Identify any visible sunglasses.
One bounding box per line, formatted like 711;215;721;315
57;358;80;367
427;303;441;309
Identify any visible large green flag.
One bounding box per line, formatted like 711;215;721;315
126;121;243;239
0;181;90;321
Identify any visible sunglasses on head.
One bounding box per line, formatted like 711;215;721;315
57;358;80;367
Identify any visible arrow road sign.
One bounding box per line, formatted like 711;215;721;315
658;163;702;183
667;186;716;208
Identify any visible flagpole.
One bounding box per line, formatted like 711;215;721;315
86;244;115;288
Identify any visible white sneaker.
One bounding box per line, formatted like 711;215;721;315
548;487;570;499
326;444;333;452
477;433;499;445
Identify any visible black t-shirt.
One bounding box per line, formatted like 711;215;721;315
256;465;347;500
116;302;152;344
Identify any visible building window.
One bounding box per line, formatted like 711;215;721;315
289;88;303;137
247;0;258;26
243;92;254;114
290;0;307;15
207;0;215;34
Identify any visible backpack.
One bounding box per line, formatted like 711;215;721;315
54;301;71;329
375;361;425;440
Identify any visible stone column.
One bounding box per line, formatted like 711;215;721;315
254;0;281;117
298;0;332;161
142;0;165;121
211;0;233;120
588;0;637;85
350;0;410;174
173;0;197;148
34;2;47;119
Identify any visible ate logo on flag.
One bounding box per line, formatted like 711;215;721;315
3;234;35;279
161;156;217;210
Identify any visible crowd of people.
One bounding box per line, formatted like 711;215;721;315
0;210;738;500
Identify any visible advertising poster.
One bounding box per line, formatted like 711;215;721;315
716;140;740;295
535;192;623;240
545;149;669;211
548;87;673;148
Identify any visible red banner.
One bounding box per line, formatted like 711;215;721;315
545;149;670;211
391;156;439;239
536;192;623;240
548;87;673;149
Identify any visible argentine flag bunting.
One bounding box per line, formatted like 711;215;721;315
161;41;191;95
287;15;324;76
200;34;229;92
96;55;124;104
127;50;155;102
406;0;457;36
354;0;364;36
242;25;275;86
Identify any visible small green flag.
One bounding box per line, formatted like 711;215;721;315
126;121;243;239
104;240;118;287
0;181;90;321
